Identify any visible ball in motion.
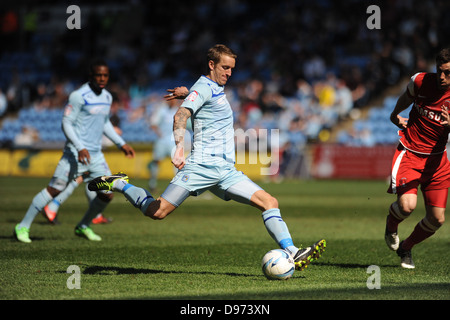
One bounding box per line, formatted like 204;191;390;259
261;249;295;280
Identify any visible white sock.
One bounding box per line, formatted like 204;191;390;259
262;208;298;254
20;188;53;229
112;179;128;192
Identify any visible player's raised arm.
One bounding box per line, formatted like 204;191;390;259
164;86;189;101
171;107;191;170
103;119;135;158
120;143;135;158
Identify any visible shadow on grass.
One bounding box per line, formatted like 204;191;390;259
314;262;399;268
214;283;448;300
144;283;450;300
52;264;449;300
69;261;405;281
80;265;266;279
1;234;46;242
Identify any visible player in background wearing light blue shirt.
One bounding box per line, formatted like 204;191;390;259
88;45;325;271
42;92;122;225
147;98;185;192
14;60;135;243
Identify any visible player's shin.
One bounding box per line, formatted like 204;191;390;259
122;184;155;215
20;188;53;229
402;217;440;250
262;208;298;255
77;196;109;228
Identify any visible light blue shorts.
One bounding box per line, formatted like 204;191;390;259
161;162;263;207
49;147;111;191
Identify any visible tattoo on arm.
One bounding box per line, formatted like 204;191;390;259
173;107;191;147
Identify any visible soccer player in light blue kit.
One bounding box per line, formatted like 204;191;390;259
147;98;184;192
89;45;325;270
14;60;135;243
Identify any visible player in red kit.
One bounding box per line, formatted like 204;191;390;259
385;48;450;269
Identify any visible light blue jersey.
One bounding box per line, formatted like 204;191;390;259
62;83;125;155
164;75;262;205
116;52;302;258
48;83;125;189
181;76;235;166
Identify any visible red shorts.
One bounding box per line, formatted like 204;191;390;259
388;144;450;208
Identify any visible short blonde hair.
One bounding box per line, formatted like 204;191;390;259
206;44;237;73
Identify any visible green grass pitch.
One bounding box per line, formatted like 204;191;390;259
0;176;449;301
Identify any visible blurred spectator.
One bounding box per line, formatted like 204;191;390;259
6;71;23;113
1;9;19;50
0;89;6;117
1;0;449;154
334;79;353;120
337;127;376;147
303;54;327;83
279;117;309;179
14;125;39;148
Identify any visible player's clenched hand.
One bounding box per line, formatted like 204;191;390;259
390;113;408;129
441;106;450;128
172;146;185;170
164;87;189;101
121;143;135;158
78;148;91;165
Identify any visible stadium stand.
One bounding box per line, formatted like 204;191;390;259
0;0;449;154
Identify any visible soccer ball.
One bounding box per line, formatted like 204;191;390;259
261;249;295;280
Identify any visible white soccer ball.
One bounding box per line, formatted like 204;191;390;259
261;249;295;280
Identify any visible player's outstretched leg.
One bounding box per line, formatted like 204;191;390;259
88;172;156;216
293;239;326;271
88;172;129;192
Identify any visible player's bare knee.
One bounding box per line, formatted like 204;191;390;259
152;213;166;220
147;209;167;220
262;194;278;211
399;205;414;215
144;199;169;220
251;190;279;211
46;186;61;198
397;200;415;215
268;195;278;209
144;202;170;220
430;214;445;227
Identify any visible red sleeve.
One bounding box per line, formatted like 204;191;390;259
406;72;425;98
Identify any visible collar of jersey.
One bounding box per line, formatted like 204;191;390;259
201;75;223;88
